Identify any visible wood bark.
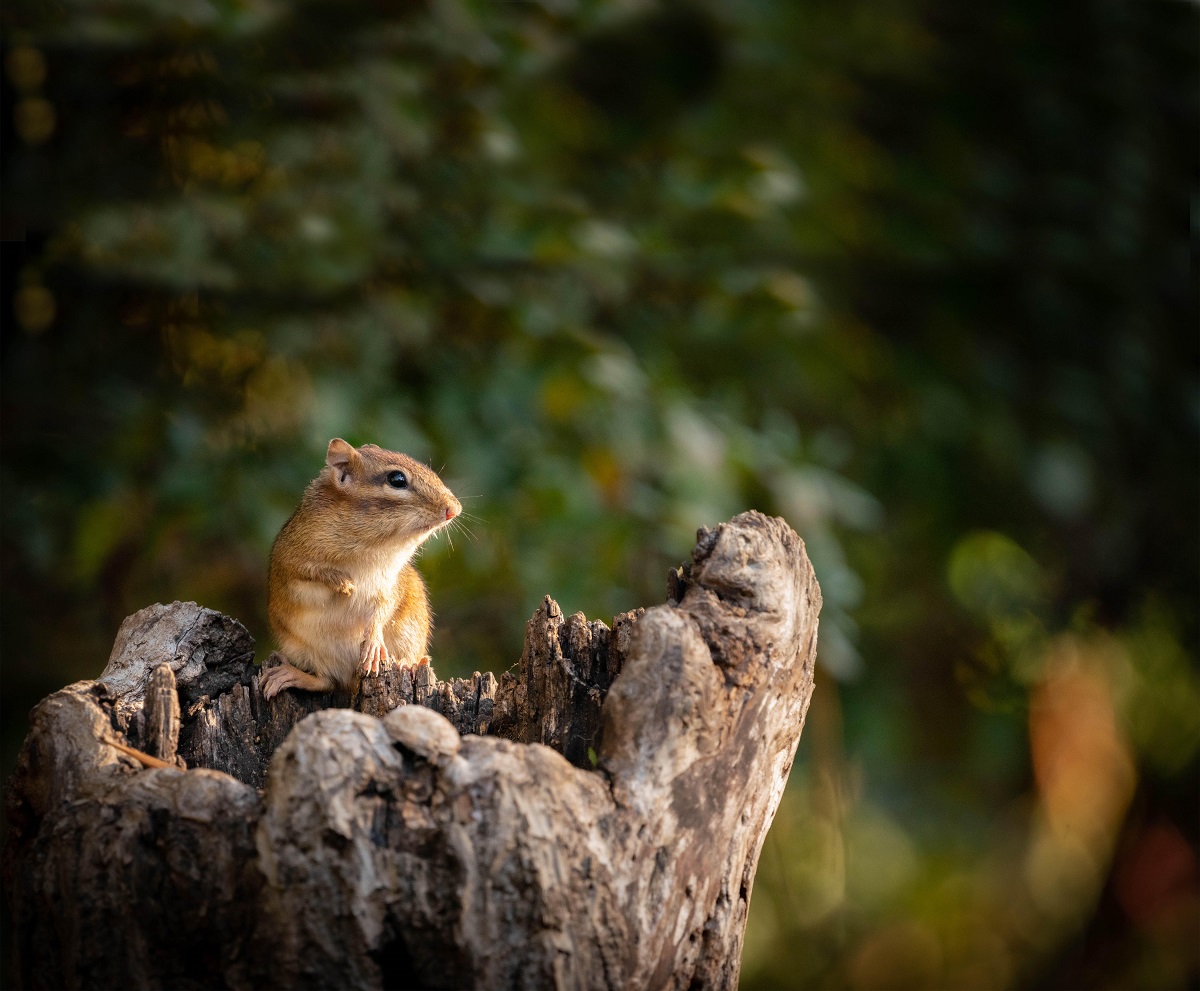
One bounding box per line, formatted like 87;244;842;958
3;511;821;990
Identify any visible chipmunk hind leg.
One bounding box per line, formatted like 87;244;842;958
259;651;336;700
383;615;429;668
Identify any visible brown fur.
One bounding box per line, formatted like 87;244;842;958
261;439;461;698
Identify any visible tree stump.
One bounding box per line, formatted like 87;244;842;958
4;511;821;990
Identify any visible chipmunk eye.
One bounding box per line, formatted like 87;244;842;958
386;470;408;489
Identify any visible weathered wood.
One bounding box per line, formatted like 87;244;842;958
4;511;820;990
489;598;643;768
4;682;264;990
99;600;257;722
143;663;182;765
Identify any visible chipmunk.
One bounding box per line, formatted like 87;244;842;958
259;438;461;700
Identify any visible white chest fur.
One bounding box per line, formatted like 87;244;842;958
340;540;418;615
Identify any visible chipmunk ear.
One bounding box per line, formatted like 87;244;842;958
326;438;359;485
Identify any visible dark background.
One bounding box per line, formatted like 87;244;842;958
2;0;1197;987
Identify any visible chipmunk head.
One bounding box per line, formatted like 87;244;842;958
323;438;461;543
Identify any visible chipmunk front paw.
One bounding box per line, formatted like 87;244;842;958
359;636;389;677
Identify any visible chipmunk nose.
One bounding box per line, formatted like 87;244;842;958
445;499;461;521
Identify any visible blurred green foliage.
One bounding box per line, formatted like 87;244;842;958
2;0;1196;987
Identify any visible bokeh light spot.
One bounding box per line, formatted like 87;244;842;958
947;531;1042;620
15;285;56;333
6;47;46;92
15;97;56;145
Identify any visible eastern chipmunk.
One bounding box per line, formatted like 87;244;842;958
260;438;461;700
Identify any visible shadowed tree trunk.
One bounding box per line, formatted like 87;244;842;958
4;511;821;990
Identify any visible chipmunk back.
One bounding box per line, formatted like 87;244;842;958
261;438;461;699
